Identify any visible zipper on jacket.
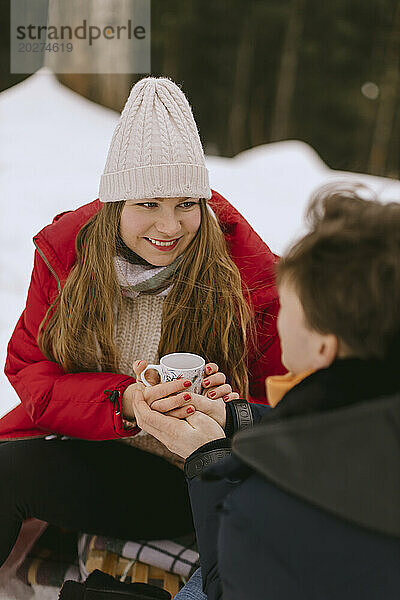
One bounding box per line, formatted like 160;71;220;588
104;389;121;415
33;239;62;294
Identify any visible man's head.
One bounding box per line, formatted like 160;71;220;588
276;185;400;375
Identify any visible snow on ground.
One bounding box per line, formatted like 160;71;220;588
208;143;400;254
1;67;400;418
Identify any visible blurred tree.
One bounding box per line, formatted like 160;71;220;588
51;0;138;111
270;0;305;141
227;6;255;154
369;0;400;176
0;0;45;90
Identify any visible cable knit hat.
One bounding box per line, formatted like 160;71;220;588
99;77;211;202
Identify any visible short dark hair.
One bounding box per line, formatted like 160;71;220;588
277;184;400;360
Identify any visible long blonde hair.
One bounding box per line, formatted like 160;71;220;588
38;200;254;396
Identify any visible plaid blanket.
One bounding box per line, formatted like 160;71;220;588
14;526;199;590
79;533;199;580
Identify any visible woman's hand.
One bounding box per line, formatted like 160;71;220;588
132;360;231;427
202;363;239;402
121;377;193;422
133;360;239;402
150;392;227;427
131;387;225;458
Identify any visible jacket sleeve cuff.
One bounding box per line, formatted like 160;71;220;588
104;381;139;438
184;438;231;480
224;399;254;437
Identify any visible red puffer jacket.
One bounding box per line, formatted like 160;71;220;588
1;191;285;442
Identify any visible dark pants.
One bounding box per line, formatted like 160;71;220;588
0;438;193;567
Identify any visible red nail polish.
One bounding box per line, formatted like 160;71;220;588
203;379;209;387
206;366;211;373
223;395;230;401
208;391;216;398
187;407;194;414
184;380;192;388
184;393;191;401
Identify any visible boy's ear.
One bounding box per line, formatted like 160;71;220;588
317;334;339;369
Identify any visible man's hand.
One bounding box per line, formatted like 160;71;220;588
131;388;226;458
121;377;193;422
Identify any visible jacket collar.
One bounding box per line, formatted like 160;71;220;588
233;359;400;537
264;357;400;422
32;190;278;304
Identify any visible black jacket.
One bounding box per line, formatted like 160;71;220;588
185;359;400;599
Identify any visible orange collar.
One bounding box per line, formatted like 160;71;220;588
266;370;315;407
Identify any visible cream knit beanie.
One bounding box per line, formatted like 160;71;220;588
99;77;211;202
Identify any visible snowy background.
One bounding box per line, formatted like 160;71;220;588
1;67;400;419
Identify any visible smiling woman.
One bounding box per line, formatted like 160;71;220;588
0;78;284;578
120;197;201;265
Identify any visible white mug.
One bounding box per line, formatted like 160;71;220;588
140;352;205;394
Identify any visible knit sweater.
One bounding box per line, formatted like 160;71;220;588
114;259;185;470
